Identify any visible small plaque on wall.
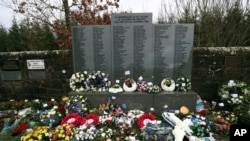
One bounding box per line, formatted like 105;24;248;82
0;60;21;80
28;71;46;80
1;60;20;71
27;59;45;70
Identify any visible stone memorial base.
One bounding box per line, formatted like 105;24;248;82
68;91;198;112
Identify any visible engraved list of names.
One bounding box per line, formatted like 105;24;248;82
173;24;194;79
153;25;175;84
111;13;153;82
72;25;111;75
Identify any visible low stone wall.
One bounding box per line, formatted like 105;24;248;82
0;47;250;101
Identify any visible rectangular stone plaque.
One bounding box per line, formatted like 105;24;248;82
0;71;21;80
72;25;111;76
153;24;194;84
1;60;20;71
173;24;194;79
153;24;175;84
0;60;21;80
28;71;46;80
111;13;153;83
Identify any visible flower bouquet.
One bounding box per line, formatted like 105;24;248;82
175;77;191;92
20;126;50;141
86;70;110;92
207;110;237;137
136;80;148;92
146;83;161;94
218;80;250;106
123;78;137;92
51;124;74;141
64;95;90;116
161;78;176;92
73;125;97;140
98;98;124;117
69;71;88;92
95;126;114;141
39;105;62;128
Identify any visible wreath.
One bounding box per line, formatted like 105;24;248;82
175;77;191;92
123;78;137;92
218;80;250;106
161;78;175;92
69;71;88;92
109;84;123;93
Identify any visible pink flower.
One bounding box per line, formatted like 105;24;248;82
66;129;72;135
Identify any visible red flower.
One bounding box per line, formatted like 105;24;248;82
61;113;81;127
196;110;206;117
137;113;157;129
58;103;66;113
81;114;99;126
11;122;29;136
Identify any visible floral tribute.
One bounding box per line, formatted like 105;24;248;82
86;70;111;92
69;71;88;92
20;126;50;141
183;114;211;137
136;79;148;92
161;78;176;92
123;78;137;92
207;110;237;137
1;84;245;141
64;95;90;116
175;77;192;92
218;80;250;106
108;84;123;93
146;83;161;94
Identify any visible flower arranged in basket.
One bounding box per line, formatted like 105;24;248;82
86;71;111;92
69;71;88;92
123;78;137;92
109;84;123;93
161;78;176;92
218;80;250;106
175;77;191;92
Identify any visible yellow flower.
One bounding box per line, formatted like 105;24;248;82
38;134;42;140
62;96;69;101
60;129;64;133
65;136;70;141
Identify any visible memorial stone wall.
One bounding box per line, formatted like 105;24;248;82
72;13;194;85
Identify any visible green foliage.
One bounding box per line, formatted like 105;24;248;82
0;25;8;52
158;0;250;47
0;18;58;51
7;18;28;51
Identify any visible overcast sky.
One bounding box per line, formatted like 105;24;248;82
0;0;162;29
